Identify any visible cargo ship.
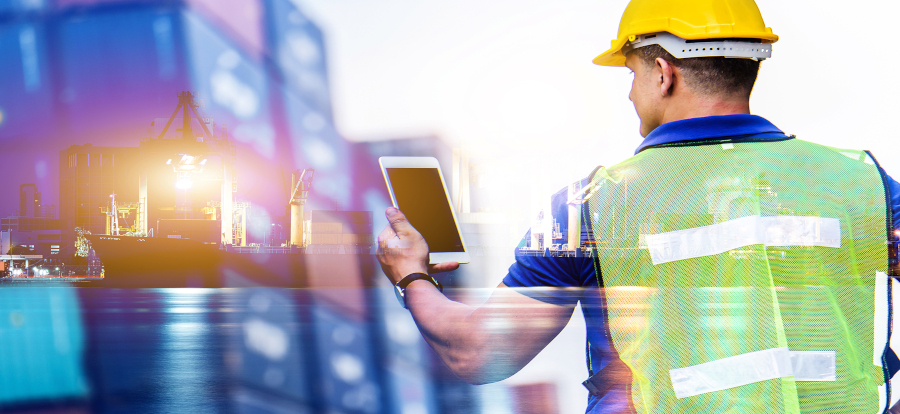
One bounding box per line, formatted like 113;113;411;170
86;210;375;289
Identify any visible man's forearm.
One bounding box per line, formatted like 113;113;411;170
403;280;490;382
403;280;576;385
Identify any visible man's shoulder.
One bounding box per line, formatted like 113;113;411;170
548;168;602;219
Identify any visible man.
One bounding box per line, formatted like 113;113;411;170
378;0;900;412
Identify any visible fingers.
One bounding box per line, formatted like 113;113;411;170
377;224;395;246
385;207;414;236
429;262;460;274
378;206;427;256
377;224;409;251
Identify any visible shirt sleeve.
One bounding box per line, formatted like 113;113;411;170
887;173;900;231
502;175;599;305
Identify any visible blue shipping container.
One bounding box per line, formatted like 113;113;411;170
265;0;332;120
281;86;350;209
56;6;190;143
312;306;382;414
0;19;57;145
0;286;88;405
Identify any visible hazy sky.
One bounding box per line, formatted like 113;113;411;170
298;0;900;192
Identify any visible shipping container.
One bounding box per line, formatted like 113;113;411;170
311;307;382;414
230;289;312;404
306;232;341;245
341;233;373;245
280;87;350;209
362;267;440;413
182;10;290;215
53;0;264;58
264;0;331;119
55;6;190;143
0;0;47;17
0;287;88;405
305;210;372;224
51;5;291;218
53;0;168;11
232;388;313;414
384;363;438;414
184;0;264;58
308;221;341;234
0;19;57;145
305;210;373;235
0;0;356;224
182;10;271;156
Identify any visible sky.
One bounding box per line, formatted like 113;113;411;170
297;0;900;193
290;1;900;411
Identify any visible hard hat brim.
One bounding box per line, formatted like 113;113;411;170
593;37;630;67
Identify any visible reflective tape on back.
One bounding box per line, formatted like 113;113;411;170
790;351;836;381
670;348;836;399
645;215;841;265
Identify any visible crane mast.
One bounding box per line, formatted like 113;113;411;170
289;168;315;247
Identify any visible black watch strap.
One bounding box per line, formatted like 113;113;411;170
397;272;443;291
394;273;443;309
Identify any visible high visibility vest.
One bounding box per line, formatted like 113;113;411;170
585;138;894;413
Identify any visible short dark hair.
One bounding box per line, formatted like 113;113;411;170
632;44;761;98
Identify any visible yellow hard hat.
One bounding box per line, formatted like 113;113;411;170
594;0;778;66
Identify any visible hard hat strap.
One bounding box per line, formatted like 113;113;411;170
623;32;773;61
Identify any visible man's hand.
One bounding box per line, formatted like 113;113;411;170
375;209;575;385
376;207;459;284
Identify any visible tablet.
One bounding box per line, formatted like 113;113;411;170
379;156;469;264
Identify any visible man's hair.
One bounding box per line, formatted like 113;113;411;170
633;44;760;98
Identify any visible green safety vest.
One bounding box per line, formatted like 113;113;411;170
585;138;893;413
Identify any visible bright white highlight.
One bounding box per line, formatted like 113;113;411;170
243;318;289;361
175;178;193;189
331;352;365;382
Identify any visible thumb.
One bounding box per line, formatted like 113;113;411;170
386;207;413;235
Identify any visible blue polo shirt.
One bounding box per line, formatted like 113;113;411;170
501;114;900;414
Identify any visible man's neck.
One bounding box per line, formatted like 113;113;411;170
660;94;751;125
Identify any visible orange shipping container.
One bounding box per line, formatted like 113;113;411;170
309;222;342;234
308;233;343;245
341;234;373;245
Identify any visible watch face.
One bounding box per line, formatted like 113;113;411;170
394;284;407;309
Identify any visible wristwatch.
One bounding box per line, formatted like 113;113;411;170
394;272;443;309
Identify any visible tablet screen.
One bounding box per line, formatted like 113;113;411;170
385;167;465;253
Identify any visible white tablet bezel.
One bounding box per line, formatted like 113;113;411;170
379;156;470;264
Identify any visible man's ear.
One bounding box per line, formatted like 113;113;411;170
654;57;675;97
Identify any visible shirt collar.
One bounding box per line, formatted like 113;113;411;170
635;114;787;154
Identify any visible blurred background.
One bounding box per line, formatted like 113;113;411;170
0;0;897;413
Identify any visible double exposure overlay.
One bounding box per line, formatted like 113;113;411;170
2;1;900;414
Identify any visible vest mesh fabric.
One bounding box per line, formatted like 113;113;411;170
586;139;889;413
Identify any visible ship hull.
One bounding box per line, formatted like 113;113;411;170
86;235;375;290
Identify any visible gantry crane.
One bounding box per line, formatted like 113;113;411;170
289;168;315;247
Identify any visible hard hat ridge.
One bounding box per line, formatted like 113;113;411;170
622;32;772;62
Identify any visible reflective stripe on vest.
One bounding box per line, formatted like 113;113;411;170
586;139;890;414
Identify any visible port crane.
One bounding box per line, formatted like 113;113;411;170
289;168;315;247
